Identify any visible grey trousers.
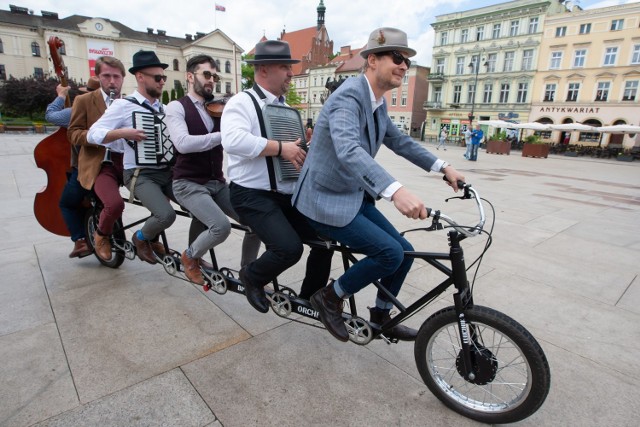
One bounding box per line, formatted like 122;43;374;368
124;167;176;239
173;178;260;266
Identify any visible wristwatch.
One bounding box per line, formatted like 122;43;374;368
440;161;449;172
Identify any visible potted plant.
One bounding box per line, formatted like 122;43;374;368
521;134;549;158
616;150;634;162
486;130;511;155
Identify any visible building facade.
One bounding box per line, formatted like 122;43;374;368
426;0;568;139
0;5;243;97
529;2;640;147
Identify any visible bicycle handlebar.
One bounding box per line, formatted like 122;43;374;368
428;179;486;237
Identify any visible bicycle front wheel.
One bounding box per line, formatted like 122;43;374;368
84;205;125;269
414;305;550;424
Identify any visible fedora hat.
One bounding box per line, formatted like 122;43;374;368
246;40;300;65
86;76;101;92
360;27;416;59
128;50;168;74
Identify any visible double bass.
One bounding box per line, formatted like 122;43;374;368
33;36;72;236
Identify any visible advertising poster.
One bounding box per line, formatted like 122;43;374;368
86;40;115;76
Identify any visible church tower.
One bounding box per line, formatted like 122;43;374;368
317;0;326;30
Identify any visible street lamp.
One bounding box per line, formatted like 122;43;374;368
467;56;486;130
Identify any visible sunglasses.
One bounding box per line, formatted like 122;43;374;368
193;71;221;82
388;51;411;68
140;72;168;83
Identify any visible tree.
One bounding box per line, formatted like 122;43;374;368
0;76;83;120
170;88;176;101
285;83;303;110
176;81;185;99
241;54;255;90
162;90;170;105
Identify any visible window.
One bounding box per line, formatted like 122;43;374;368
573;49;586;68
503;51;514;72
483;83;492;103
567;83;580;101
391;92;397;106
460;29;469;43
401;92;407;106
435;58;445;74
34;67;44;78
492;23;501;39
516;82;528;103
499;84;510;103
31;41;40;57
603;47;618;66
555;26;566;37
467;84;476;103
623;80;638;101
215;59;221;71
0;38;3;54
59;42;66;55
215;81;221;93
0;64;6;80
610;19;623;31
440;31;448;46
486;53;497;72
225;60;231;73
595;82;610;101
225;82;231;94
476;26;484;41
403;74;408;84
544;83;556;102
528;17;539;34
509;20;519;37
456;57;465;75
432;86;442;103
173;59;179;71
521;49;533;71
470;55;479;74
632;45;640;64
550;52;562;69
579;23;591;34
453;85;462;104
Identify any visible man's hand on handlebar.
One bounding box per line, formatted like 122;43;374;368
391;186;429;220
442;165;465;192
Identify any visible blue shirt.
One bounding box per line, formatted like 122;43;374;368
45;97;71;127
471;129;484;145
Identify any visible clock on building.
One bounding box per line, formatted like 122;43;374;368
95;22;103;31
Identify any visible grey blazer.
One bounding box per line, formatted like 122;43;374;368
292;75;439;227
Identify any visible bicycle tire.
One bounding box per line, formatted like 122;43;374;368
414;305;550;424
83;206;125;269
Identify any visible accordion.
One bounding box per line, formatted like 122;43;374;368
262;104;308;182
130;111;174;166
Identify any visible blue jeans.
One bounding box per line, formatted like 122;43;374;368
59;168;90;241
470;143;479;161
308;199;414;305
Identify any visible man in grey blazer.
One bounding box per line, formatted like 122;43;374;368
293;28;465;342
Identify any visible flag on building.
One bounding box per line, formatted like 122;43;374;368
215;4;226;11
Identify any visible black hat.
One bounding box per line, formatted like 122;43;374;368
128;50;168;74
245;40;300;65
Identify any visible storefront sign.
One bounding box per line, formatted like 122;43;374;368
539;107;601;113
86;40;115;76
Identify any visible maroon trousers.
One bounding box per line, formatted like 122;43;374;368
94;152;124;235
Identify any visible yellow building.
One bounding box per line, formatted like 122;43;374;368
0;5;243;97
426;0;569;140
530;2;640;148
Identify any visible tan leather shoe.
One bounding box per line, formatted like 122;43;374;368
181;251;204;285
93;231;112;261
69;238;93;258
199;258;214;270
150;240;166;257
132;233;157;264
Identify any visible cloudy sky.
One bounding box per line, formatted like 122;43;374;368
6;0;637;65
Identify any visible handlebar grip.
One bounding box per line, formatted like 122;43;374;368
427;207;432;217
442;175;466;189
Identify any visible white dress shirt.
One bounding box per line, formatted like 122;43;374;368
165;94;221;154
88;90;165;170
221;84;296;194
97;88;125;154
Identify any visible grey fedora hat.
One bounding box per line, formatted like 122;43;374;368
360;27;417;58
246;40;301;65
128;50;168;74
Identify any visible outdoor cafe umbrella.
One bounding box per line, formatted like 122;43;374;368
510;122;551;131
477;119;518;128
596;124;640;134
548;122;598;131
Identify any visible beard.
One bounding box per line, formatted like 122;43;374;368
194;78;214;101
145;84;162;100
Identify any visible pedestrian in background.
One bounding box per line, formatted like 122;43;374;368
463;126;473;159
470;124;483;161
437;128;447;150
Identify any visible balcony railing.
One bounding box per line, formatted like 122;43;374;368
424;101;444;110
427;73;446;81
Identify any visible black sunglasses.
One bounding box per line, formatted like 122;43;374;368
193;71;221;82
140;71;168;83
388;50;411;68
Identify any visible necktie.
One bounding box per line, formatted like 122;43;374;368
277;96;285;105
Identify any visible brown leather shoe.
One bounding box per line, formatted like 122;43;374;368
369;307;418;341
93;231;112;261
69;238;93;258
181;251;204;285
132;233;157;264
310;282;349;342
150;240;166;257
199;258;214;270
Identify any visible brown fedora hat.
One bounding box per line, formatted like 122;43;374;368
360;27;417;58
246;40;300;65
86;76;101;91
128;50;168;74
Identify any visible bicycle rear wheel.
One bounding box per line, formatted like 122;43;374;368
84;205;125;269
414;305;550;424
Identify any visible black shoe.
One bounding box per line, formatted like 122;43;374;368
369;307;418;341
310;282;349;342
239;266;269;313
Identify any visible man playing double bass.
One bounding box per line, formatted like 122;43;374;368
67;56;127;261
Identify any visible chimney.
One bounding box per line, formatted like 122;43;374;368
185;34;193;41
340;46;351;56
157;29;166;36
195;32;205;39
147;27;154;34
41;10;59;19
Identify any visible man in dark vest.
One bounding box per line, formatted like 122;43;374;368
165;55;260;284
